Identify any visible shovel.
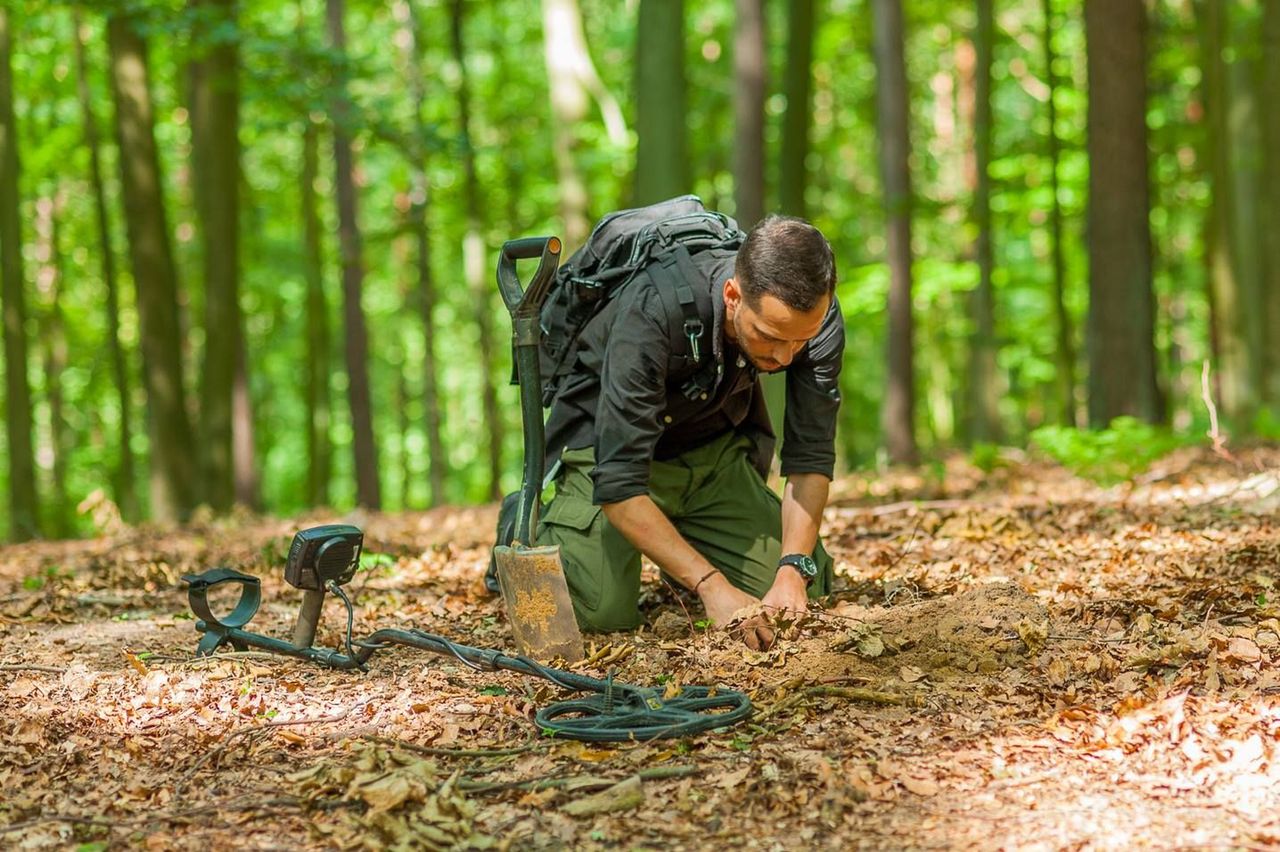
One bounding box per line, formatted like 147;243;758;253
491;235;584;663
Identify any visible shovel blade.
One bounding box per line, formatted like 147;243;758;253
492;543;584;662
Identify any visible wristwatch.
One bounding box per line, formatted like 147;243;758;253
778;553;819;587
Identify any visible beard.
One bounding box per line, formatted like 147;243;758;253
729;311;785;373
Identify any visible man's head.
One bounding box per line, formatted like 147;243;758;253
724;215;837;373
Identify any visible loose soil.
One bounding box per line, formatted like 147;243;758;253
2;447;1279;849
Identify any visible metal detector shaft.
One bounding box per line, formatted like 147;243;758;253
195;622;604;691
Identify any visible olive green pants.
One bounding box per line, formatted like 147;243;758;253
534;431;834;631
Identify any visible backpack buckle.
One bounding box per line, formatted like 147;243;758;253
684;319;704;364
572;276;605;302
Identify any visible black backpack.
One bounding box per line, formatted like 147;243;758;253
537;195;746;407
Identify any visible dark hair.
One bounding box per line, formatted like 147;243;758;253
734;215;837;312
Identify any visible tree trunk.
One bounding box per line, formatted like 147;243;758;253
1226;7;1266;425
541;0;626;250
1083;0;1161;426
733;0;766;229
0;9;37;540
325;0;381;508
75;9;137;522
301;119;332;508
1264;0;1280;407
107;11;199;522
779;0;815;217
967;0;1001;444
35;193;71;537
397;0;447;507
634;0;688;204
1199;0;1260;427
1042;0;1077;427
450;0;503;502
871;0;917;464
190;0;254;512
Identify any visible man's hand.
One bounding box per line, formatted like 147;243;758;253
761;566;809;617
698;573;774;650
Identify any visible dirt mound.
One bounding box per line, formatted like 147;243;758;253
788;583;1050;684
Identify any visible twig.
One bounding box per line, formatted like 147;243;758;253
360;734;540;759
459;763;700;794
1200;360;1233;461
155;650;301;667
0;795;320;835
661;576;699;635
177;702;368;793
756;684;925;723
866;499;968;517
0;664;64;674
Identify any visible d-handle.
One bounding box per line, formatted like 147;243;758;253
497;236;562;319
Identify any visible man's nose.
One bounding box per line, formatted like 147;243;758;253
774;341;803;366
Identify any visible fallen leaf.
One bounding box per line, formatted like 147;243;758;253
716;765;752;789
561;775;644;817
901;775;939;796
357;772;415;813
900;665;926;683
122;651;149;676
1226;637;1262;664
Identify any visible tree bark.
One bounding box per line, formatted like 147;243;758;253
1083;0;1162;426
74;9;137;521
733;0;766;229
1199;0;1262;427
634;0;688;204
541;0;625;250
34;193;70;537
301;119;332;508
1264;0;1280;407
325;0;381;508
1226;6;1266;424
779;0;815;217
0;9;37;540
450;0;504;501
397;0;447;507
871;0;917;464
190;0;254;511
107;11;199;522
1041;0;1077;427
967;0;1001;444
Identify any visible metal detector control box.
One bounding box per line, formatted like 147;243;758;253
285;524;363;591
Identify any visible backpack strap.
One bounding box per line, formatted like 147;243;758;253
654;245;707;366
650;245;721;402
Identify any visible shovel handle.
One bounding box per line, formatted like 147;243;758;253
497;236;562;319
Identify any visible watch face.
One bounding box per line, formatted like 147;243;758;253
781;554;818;579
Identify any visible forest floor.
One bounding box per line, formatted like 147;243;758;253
2;446;1279;850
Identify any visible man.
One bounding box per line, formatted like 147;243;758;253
533;214;843;649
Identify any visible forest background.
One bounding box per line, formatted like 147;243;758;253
1;0;1278;543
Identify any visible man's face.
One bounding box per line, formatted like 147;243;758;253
723;277;830;373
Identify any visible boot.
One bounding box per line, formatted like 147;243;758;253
485;491;522;594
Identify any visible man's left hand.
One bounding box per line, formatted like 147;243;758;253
760;566;809;617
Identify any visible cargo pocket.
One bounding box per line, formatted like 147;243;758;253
538;494;604;611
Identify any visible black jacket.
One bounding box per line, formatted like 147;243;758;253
543;248;845;505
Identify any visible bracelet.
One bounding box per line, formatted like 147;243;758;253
692;569;720;594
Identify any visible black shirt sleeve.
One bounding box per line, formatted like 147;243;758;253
589;283;672;504
780;296;845;479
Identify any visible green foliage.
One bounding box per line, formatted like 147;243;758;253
1252;408;1280;441
1030;417;1188;485
969;442;1002;474
0;0;1261;536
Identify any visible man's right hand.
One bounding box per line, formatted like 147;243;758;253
698;573;775;650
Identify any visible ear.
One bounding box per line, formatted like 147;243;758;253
723;277;741;311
